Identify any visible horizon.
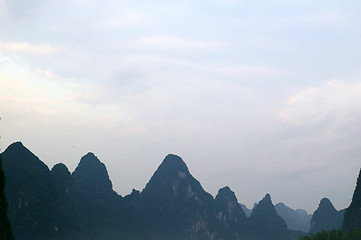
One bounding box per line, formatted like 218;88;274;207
1;1;361;214
1;140;356;214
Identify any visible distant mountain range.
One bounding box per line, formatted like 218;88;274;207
0;142;357;240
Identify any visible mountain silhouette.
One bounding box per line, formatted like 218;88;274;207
245;194;290;240
0;142;344;240
343;169;361;232
214;186;247;240
240;203;252;217
72;152;117;201
140;154;215;240
0;154;15;240
275;202;311;232
1;142;61;239
310;198;344;233
52;163;74;195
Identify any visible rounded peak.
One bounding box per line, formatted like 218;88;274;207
1;141;50;172
8;141;24;148
83;152;97;159
319;198;335;209
320;197;331;204
4;141;27;152
85;152;96;157
51;163;69;172
275;202;286;208
159;154;188;172
217;186;233;196
78;152;101;166
215;186;238;202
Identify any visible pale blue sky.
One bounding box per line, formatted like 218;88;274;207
1;0;361;213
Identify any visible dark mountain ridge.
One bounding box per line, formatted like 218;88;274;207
0;142;330;240
0;153;15;240
343;169;361;232
310;198;344;233
245;194;290;240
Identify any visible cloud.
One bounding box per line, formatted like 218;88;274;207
135;36;224;50
216;64;284;78
98;9;150;29
0;41;58;55
279;80;361;127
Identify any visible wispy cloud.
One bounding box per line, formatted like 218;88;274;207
279;81;361;127
135;36;224;50
0;41;58;55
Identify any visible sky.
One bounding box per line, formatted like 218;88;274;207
1;0;361;213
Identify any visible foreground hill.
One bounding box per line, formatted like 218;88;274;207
0;154;15;240
0;142;319;240
343;169;361;232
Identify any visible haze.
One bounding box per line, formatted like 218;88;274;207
1;0;361;213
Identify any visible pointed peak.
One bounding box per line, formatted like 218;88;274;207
131;189;140;196
263;193;272;203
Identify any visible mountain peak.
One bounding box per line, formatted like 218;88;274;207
51;163;73;194
6;141;24;149
72;152;116;200
78;152;100;165
310;197;343;233
215;186;237;201
319;198;336;211
247;193;289;240
276;202;286;208
262;193;272;204
1;141;50;174
3;142;30;156
141;154;213;208
158;154;188;172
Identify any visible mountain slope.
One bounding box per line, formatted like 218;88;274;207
1;142;62;240
140;154;216;240
246;194;290;240
275;202;311;232
214;186;247;240
310;198;344;233
0;154;15;240
343;169;361;232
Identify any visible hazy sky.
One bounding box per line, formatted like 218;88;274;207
1;0;361;213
